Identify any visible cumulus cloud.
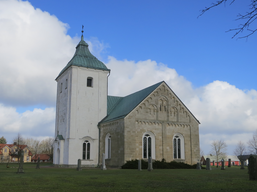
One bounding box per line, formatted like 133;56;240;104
0;103;55;143
0;0;76;107
106;58;257;154
106;56;194;100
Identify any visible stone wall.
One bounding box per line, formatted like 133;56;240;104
99;119;125;167
123;82;200;165
99;82;200;167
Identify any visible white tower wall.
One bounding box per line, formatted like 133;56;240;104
54;66;108;167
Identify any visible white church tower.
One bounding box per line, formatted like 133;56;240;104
53;31;110;167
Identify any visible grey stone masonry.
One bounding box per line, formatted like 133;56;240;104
221;159;225;170
77;159;82;171
206;158;211;170
240;160;245;169
148;157;153;171
196;162;201;170
36;157;40;169
248;155;257;180
102;153;106;170
17;151;24;173
228;159;231;167
138;159;141;171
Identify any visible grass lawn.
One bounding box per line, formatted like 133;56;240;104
1;163;257;192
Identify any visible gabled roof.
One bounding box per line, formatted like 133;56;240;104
0;144;32;156
100;81;163;123
32;154;50;161
0;144;28;150
56;135;64;140
56;35;110;80
0;144;9;150
100;81;200;125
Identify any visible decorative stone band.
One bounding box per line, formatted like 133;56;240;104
100;121;120;128
135;120;190;128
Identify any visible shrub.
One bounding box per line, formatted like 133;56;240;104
121;159;204;169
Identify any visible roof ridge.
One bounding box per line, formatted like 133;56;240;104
100;81;163;123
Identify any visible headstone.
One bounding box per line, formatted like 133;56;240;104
206;158;211;170
36;157;40;169
221;159;225;170
77;159;82;171
196;162;201;170
248;155;257;180
17;151;24;173
148;156;153;171
212;160;215;166
228;159;231;167
240;160;245;169
102;153;106;170
138;159;141;171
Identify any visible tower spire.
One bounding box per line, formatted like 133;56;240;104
81;25;84;40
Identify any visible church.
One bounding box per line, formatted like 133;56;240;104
53;34;200;167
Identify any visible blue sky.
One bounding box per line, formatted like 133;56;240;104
27;0;256;90
0;0;256;156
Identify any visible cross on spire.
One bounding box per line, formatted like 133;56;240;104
82;25;84;36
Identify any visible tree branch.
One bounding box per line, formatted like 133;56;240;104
199;0;257;39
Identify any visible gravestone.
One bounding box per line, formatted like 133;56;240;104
221;159;225;170
206;158;211;170
240;160;245;169
228;159;231;167
248;155;257;180
17;151;24;173
36;157;40;169
138;159;141;171
102;153;106;170
196;162;201;170
212;160;215;166
77;159;82;171
148;157;153;171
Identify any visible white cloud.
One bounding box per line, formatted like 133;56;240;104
0;0;76;107
106;57;257;155
106;56;194;100
0;103;55;143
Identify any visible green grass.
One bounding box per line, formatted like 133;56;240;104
1;163;257;192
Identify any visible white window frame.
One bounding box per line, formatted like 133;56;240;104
142;131;155;159
82;140;90;160
173;133;185;159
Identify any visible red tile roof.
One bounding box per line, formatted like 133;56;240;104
32;154;50;161
0;144;32;156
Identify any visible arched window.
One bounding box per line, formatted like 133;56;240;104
87;77;93;87
105;134;111;159
142;132;155;159
82;140;90;160
173;133;185;159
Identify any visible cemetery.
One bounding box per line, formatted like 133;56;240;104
1;156;257;191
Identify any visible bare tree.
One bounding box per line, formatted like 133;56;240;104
23;138;41;155
199;0;257;39
13;134;25;145
248;130;257;154
210;140;227;167
200;148;205;158
12;133;25;162
39;137;54;161
234;141;246;156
